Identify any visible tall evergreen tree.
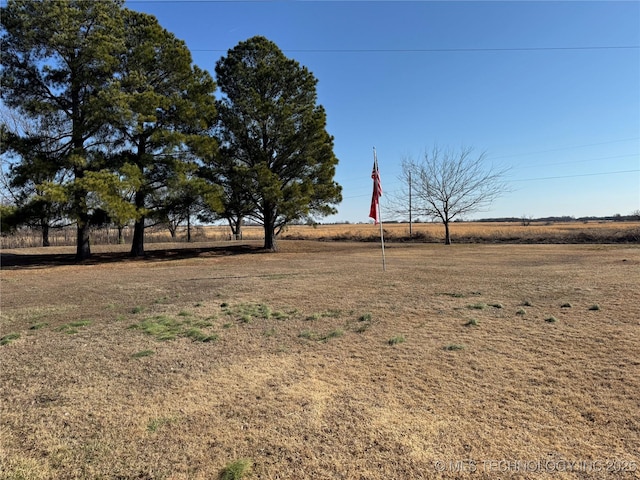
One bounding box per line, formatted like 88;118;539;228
1;112;68;246
1;0;126;259
113;9;218;256
213;36;342;251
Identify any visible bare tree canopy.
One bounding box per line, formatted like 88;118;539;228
402;146;510;244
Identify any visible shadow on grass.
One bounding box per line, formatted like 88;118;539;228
0;244;266;270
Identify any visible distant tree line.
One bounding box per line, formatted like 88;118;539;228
478;214;640;224
0;0;341;258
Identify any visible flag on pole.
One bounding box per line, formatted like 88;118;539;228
369;150;382;224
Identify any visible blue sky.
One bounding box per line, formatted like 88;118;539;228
129;1;639;222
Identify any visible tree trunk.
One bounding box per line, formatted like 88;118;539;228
76;216;91;260
131;218;145;256
228;216;243;240
130;189;146;256
118;225;125;244
186;212;192;242
264;227;277;251
72;85;90;260
75;182;91;260
41;221;50;247
444;220;452;245
263;208;277;251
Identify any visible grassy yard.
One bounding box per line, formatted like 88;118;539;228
1;240;639;479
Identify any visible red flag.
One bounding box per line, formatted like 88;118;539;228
369;153;382;224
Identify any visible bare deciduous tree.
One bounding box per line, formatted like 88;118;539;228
402;146;510;245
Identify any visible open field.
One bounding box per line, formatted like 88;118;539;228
1;241;639;479
2;221;639;249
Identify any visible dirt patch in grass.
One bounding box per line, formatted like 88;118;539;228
1;241;639;479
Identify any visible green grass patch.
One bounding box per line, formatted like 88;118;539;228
322;329;343;341
221;302;291;323
131;306;144;314
70;320;91;327
464;318;479;327
545;316;558;323
147;416;176;433
57;320;91;334
467;303;487;310
299;328;344;342
29;322;48;330
184;328;218;343
350;312;374;333
441;291;481;298
130;315;182;341
271;310;290;320
129;315;217;342
444;344;465;351
516;308;527;316
298;329;316;340
306;309;343;321
192;318;215;328
0;333;20;345
388;335;405;346
265;273;289;280
490;303;503;309
132;349;155;359
220;458;253;480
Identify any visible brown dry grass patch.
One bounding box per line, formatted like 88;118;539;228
1;241;639;479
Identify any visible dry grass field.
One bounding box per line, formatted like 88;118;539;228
3;220;639;248
1;239;639;479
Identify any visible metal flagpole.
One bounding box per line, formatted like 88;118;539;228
373;147;386;271
379;201;386;271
